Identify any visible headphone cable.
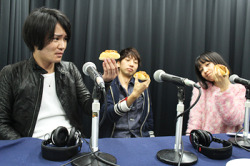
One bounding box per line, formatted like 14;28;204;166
234;127;250;152
99;88;107;127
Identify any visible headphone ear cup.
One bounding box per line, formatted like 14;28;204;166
67;127;76;146
195;130;209;147
51;126;69;147
200;130;212;146
189;130;199;149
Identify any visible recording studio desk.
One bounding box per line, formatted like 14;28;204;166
0;134;249;166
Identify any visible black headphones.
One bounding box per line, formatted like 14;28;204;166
189;129;232;160
41;126;82;161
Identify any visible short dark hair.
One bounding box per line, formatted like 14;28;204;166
195;51;230;89
118;47;141;66
22;7;71;52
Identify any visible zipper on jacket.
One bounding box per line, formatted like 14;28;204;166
111;123;116;137
110;87;116;138
140;89;150;137
28;76;42;136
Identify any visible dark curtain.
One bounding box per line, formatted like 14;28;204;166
0;0;250;137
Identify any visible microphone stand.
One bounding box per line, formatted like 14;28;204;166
72;85;117;166
157;86;197;165
228;86;250;148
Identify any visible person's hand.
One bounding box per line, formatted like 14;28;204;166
213;66;230;92
126;77;151;107
133;77;151;97
102;59;118;82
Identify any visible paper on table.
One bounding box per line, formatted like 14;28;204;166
226;132;250;138
226;158;250;166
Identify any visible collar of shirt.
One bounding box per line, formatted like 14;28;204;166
116;77;135;94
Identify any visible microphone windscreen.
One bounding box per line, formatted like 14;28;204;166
82;62;96;76
229;74;239;84
153;70;165;83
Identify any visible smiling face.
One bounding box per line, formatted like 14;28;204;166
117;55;139;78
33;23;68;70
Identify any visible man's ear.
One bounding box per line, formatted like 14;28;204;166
117;61;120;68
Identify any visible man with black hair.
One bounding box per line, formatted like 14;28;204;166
0;7;118;140
100;48;154;138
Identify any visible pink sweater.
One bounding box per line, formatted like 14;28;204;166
186;82;246;134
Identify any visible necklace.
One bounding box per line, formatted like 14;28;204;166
44;77;53;87
47;80;53;87
43;73;55;88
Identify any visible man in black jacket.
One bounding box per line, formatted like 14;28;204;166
0;7;118;140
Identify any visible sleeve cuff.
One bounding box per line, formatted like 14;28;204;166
120;98;130;111
114;97;131;116
104;81;112;91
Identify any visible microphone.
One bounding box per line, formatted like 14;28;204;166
82;62;105;89
229;74;250;86
153;69;200;89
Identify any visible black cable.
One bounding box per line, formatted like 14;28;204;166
99;88;107;127
61;138;95;166
175;86;202;121
86;135;119;166
174;85;201;164
61;151;96;166
93;152;119;166
234;127;250;152
91;87;119;165
61;136;119;166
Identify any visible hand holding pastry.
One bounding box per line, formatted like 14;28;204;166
102;59;118;82
214;64;231;92
133;71;150;81
214;64;230;76
100;50;119;82
126;76;151;107
132;71;151;98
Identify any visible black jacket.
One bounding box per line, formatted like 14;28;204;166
0;56;92;140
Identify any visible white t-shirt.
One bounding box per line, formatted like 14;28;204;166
32;72;72;139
